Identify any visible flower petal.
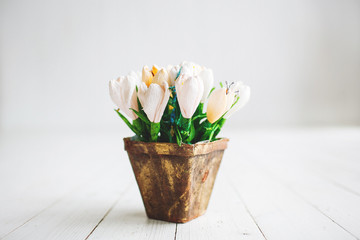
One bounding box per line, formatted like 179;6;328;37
168;65;180;86
152;68;170;86
109;76;138;120
109;78;122;109
142;65;153;87
206;88;227;123
138;82;164;123
224;85;251;119
176;75;204;118
153;81;170;123
198;68;214;102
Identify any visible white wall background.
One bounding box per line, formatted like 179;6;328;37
1;0;360;131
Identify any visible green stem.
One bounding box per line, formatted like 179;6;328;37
213;118;226;139
178;115;191;143
199;120;213;141
150;122;160;142
208;124;219;142
193;103;204;129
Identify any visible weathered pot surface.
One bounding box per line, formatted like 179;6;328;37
124;137;229;223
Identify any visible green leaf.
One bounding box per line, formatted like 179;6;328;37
213;118;226;139
179;116;191;129
130;108;151;125
219;82;223;88
178;116;191;141
133;118;142;131
208;87;215;97
115;110;141;136
231;96;240;109
159;125;172;142
136;96;149;121
132;118;144;137
175;127;182;146
192;113;206;121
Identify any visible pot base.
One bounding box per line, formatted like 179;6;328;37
146;211;206;223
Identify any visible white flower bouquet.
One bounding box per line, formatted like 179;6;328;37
109;61;250;145
110;61;251;222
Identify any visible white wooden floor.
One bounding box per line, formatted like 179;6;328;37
0;127;360;240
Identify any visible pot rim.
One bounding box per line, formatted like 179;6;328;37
124;137;229;156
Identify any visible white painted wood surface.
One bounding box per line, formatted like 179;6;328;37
0;127;359;240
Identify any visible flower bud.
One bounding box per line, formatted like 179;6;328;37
109;75;139;120
137;81;170;123
198;68;214;103
206;88;228;123
142;65;153;87
224;82;251;119
152;68;170;86
175;74;204;119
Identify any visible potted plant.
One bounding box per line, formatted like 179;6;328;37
109;61;250;223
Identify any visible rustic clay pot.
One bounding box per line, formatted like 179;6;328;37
124;137;229;223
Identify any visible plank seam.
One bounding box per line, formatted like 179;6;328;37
0;197;62;240
84;183;132;240
285;185;360;240
229;180;268;240
0;178;95;240
325;178;360;198
249;161;360;240
174;223;178;240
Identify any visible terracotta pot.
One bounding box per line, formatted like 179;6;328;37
124;137;229;223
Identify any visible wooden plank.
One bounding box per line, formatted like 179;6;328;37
86;180;176;240
175;172;267;240
302;153;360;196
0;131;134;239
285;128;360;196
0;178;90;239
284;175;360;239
226;161;357;240
243;159;360;239
228;161;356;239
2;172;131;240
237;137;360;238
230;127;360;195
1;128;359;239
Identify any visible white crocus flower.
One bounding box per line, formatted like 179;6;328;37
152;65;160;75
138;81;171;123
128;71;141;82
206;88;228;123
198;68;214;103
152;68;170;86
109;74;139;120
179;61;213;103
180;61;203;76
167;65;180;86
142;65;154;87
224;82;251;119
175;74;204;119
207;81;250;123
